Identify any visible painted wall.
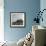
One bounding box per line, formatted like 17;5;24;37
4;0;40;42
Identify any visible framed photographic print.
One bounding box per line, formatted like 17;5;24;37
10;12;26;28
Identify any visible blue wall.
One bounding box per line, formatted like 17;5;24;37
4;0;40;42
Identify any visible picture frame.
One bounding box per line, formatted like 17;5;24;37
10;12;26;28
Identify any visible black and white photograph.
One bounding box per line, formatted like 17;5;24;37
10;12;26;27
